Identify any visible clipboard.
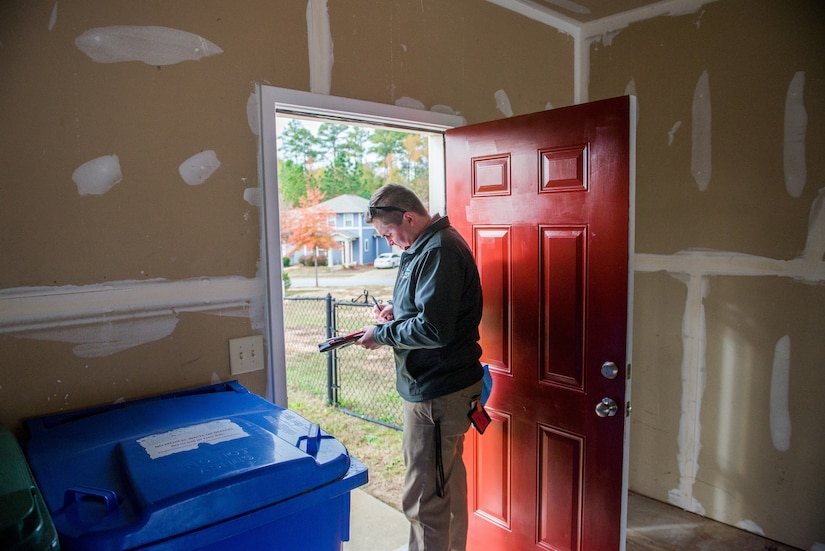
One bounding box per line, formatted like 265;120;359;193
318;330;365;353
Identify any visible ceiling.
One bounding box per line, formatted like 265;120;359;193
495;0;671;23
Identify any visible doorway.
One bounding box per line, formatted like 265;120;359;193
257;85;635;549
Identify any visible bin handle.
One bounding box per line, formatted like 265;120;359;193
297;423;322;456
64;486;119;513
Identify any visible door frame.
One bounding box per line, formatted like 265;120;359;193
256;87;635;548
256;85;464;406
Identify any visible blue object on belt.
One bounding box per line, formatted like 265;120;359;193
481;364;492;406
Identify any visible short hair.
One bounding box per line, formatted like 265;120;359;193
365;184;428;224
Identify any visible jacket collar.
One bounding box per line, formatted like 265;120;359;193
403;215;450;256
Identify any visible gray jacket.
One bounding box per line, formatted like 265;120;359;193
373;216;483;402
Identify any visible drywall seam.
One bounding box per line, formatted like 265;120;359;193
668;273;707;514
484;0;580;36
636;194;824;512
770;335;792;451
48;1;57;31
691;70;712;191
307;0;333;95
0;277;265;356
803;188;825;262
784;71;807;198
581;0;718;40
635;248;825;283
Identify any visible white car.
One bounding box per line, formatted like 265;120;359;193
374;252;401;269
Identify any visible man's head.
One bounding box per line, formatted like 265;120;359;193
365;184;431;250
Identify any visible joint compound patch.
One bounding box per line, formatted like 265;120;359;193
137;419;249;459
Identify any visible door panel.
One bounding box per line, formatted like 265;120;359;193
475;227;512;374
448;96;632;550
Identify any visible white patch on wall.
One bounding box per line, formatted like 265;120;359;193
431;105;464;123
770;335;792;451
544;101;554;111
803;187;825;262
600;30;622;47
396;97;426;110
694;9;705;29
668;274;708;515
307;0;333;95
178;150;221;186
1;277;266;357
494;89;513;118
811;543;825;551
75;26;223;65
784;71;807;198
691;70;712;191
625;78;638;125
244;188;262;207
72;154;122;196
247;91;259;136
48;1;58;31
24;316;179;358
668;121;682;146
735;519;765;536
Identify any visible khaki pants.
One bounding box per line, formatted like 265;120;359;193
402;380;483;551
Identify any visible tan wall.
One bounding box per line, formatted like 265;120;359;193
0;3;570;426
1;0;822;548
589;0;825;547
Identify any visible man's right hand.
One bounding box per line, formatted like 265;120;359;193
374;303;394;323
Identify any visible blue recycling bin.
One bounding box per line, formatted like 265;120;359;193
23;381;368;550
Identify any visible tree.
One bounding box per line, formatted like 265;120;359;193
278;159;317;207
370;129;408;182
280;187;338;286
278;119;320;166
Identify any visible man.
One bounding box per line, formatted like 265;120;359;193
357;183;484;551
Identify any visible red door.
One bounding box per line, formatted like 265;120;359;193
446;96;633;550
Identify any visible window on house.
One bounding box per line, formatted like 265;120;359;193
343;213;354;227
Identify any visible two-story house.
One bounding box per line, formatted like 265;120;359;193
286;194;397;267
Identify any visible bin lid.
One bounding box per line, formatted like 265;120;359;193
23;382;355;550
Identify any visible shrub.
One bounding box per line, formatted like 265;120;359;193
301;254;328;267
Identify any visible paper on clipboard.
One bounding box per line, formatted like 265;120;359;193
318;331;365;353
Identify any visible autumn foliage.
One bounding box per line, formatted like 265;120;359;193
280;187;338;256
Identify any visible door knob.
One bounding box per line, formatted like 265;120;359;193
601;361;619;379
595;397;619;418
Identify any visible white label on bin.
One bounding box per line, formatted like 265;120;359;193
137;419;249;459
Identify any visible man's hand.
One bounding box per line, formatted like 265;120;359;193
374;303;394;323
356;325;383;350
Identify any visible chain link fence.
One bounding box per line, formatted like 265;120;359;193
283;293;402;429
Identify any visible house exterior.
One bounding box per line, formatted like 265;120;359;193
286;194;396;267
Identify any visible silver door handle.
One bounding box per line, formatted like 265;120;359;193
595;397;618;418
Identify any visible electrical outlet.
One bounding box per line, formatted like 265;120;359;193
229;335;264;375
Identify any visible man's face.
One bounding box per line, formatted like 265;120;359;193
374;216;417;250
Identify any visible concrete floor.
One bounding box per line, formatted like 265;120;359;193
344;489;801;551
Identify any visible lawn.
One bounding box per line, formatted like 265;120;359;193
282;274;404;511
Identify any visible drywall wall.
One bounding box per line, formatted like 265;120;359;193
2;0;821;548
589;0;825;547
0;0;571;431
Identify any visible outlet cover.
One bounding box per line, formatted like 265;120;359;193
229;335;265;375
